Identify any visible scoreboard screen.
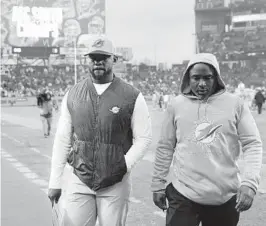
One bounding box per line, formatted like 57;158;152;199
2;0;106;47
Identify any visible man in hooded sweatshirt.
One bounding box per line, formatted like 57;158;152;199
151;53;263;226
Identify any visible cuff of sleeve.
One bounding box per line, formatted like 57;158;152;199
151;182;167;192
153;189;166;194
241;181;258;194
48;179;62;189
125;155;133;172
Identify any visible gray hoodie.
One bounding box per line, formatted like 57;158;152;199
151;53;263;205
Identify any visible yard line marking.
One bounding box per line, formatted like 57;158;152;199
153;211;166;218
23;172;40;180
1;148;145;207
41;188;48;195
11;162;24;168
129;197;142;204
32;178;49;187
1;152;12;158
2;133;51;160
1;117;56;136
1;148;49;193
15;166;32;173
5;158;18;162
258;189;266;194
4;130;266;197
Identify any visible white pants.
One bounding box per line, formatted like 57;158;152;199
58;166;131;226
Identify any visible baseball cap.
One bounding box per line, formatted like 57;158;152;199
85;36;115;56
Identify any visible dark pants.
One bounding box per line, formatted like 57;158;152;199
159;101;163;109
165;183;240;226
257;103;262;114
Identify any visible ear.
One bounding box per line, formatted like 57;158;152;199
113;55;118;63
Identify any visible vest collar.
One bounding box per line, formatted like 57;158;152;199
87;75;120;97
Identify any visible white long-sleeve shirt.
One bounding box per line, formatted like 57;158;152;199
49;82;152;189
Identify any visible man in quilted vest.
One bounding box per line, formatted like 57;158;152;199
48;36;152;226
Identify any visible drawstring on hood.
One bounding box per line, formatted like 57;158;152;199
180;53;226;119
197;98;210;120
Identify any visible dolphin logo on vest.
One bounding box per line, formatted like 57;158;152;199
109;106;120;114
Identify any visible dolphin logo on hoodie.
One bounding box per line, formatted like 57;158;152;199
195;122;223;144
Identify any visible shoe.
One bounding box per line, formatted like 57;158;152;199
44;134;48;138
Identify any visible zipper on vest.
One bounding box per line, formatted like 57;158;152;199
92;95;100;183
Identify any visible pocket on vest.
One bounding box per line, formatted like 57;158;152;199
97;145;127;188
68;141;94;175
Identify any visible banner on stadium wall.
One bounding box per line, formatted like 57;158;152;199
1;0;105;48
149;65;157;72
232;13;266;23
60;47;88;56
195;0;225;10
201;21;219;32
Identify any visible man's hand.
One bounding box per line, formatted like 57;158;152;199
235;185;256;212
48;189;62;207
153;191;167;211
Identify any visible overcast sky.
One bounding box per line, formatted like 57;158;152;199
106;0;196;65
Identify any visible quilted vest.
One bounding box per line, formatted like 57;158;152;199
67;76;140;191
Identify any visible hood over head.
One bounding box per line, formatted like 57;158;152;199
180;53;226;99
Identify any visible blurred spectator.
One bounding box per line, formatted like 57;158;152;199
254;88;266;114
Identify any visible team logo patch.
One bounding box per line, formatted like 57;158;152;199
194;122;223;144
109;106;120;114
92;39;104;48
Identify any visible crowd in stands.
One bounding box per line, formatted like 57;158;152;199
1;65;88;97
122;70;181;96
1;1;266;100
230;0;266;15
1;64;181;98
1;61;265;99
198;28;266;61
196;0;266;88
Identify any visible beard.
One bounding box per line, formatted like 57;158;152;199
90;68;111;81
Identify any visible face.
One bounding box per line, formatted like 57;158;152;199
63;19;81;37
189;63;217;100
88;54;114;82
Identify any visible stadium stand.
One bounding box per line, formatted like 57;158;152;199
196;0;266;88
1;0;266;101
